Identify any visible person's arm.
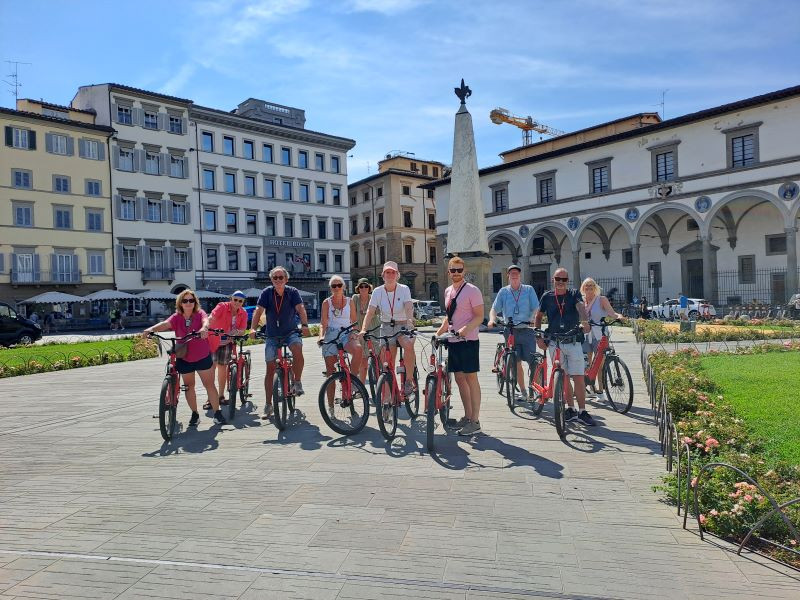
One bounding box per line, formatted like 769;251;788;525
600;296;622;320
361;305;377;335
458;304;484;338
296;303;310;336
249;306;265;338
198;312;210;338
142;318;172;336
403;300;414;328
488;289;501;328
318;298;328;344
435;315;449;336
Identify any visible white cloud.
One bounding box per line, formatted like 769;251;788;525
159;63;197;96
343;0;430;15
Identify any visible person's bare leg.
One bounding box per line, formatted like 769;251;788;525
564;374;575;408
465;372;481;422
182;372;198;413
573;375;587;411
345;339;363;377
453;372;473;421
216;362;227;398
289;343;304;381
198;367;220;411
324;355;337;407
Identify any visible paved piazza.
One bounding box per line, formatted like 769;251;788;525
0;329;798;599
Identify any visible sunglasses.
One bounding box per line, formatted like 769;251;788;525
330;283;343;289
231;298;244;303
553;277;569;282
271;275;285;280
358;284;370;289
181;298;196;304
449;268;464;273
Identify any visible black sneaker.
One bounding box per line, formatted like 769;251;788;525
578;410;596;426
213;410;227;425
564;407;578;422
532;401;545;417
188;412;200;427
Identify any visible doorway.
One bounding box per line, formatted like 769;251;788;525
686;259;703;298
771;272;786;304
530;269;549;298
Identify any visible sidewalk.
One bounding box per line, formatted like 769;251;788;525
0;329;797;599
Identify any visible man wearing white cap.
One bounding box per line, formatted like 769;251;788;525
360;261;417;400
207;290;249;409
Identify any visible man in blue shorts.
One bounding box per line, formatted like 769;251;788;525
250;266;310;419
487;264;539;402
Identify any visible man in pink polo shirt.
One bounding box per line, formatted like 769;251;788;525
435;255;485;435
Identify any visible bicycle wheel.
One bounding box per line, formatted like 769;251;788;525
602;354;634;413
227;364;238;422
158;376;177;441
552;368;567;439
367;354;378;404
318;371;370;436
287;369;296;413
440;368;452;428
504;352;517;409
404;366;420;419
425;375;436;452
272;370;288;431
494;343;505;393
240;353;251;405
375;373;398;440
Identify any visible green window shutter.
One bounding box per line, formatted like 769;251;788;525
28;130;36;150
45;133;54;153
78;138;87;158
66;136;74;156
4;126;12;146
97;141;106;161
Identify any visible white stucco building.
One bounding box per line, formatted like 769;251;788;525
427;85;800;309
72;84;195;293
191;99;354;308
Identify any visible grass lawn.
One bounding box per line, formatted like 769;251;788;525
0;338;139;367
700;351;800;465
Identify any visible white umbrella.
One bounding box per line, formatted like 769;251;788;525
194;290;227;299
242;287;263;298
83;289;138;301
21;291;86;304
137;290;176;300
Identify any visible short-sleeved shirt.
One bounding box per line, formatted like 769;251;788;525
679;295;688;308
538;289;583;333
167;310;210;362
369;284;412;323
444;282;484;342
256;285;303;337
491;284;539;323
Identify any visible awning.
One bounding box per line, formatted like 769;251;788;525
83;289;139;301
20;291;87;304
241;287;263;298
137;290;177;301
194;290;228;299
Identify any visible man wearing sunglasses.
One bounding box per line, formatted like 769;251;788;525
488;264;540;402
250;266;310;419
207;291;249;409
534;267;595;426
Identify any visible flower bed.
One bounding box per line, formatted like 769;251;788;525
636;318;800;343
649;345;800;563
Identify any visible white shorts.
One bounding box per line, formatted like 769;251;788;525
547;341;585;377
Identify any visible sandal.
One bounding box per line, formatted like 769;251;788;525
202;401;212;411
219;397;229;406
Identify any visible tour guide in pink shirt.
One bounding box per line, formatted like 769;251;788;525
436;256;485;436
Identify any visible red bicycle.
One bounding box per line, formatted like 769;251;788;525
262;329;300;431
529;326;583;439
367;328;419;440
423;332;457;452
586;319;634;413
147;331;201;441
317;323;370;436
220;333;253;422
492;317;535;410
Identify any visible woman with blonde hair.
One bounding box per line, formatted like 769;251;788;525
142;289;226;427
579;278;622;394
319;276;363;410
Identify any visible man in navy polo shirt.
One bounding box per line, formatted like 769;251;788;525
250;266;310;419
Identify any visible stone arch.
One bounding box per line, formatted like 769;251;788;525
705;189;790;233
634;201;701;242
791;198;800;224
527;221;575;254
574;212;633;245
487;228;524;254
171;283;188;294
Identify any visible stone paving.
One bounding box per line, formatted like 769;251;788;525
0;329;798;599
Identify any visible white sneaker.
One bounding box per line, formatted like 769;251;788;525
292;381;305;396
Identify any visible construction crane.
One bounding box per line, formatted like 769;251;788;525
489;107;565;146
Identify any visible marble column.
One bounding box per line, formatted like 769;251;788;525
631;242;641;299
786;226;798;299
702;235;714;302
572;244;581;286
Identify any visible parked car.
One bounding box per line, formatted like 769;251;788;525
649;298;717;320
787;293;800;319
0;302;42;346
413;300;442;319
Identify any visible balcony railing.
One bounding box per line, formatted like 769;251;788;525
10;270;83;284
142;267;175;281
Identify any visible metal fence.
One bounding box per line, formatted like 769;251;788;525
714;268;799;307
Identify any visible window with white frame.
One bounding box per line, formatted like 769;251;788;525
172;202;186;224
118;147;134;171
169;115;183;133
54;253;76;282
147;199;162;222
143;111;158;129
122;246;138;269
51;134;68;155
88;252;105;275
12;127;30;148
54;175;70;193
120;197;135;220
145;151;160;175
174;249;188;270
13;169;32;189
170;155;184;177
86;180;101;196
84;139;99;159
13;202;32;227
86;210;103;231
54;206;72;229
117;105;132;125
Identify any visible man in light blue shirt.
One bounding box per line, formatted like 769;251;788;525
488;264;540;401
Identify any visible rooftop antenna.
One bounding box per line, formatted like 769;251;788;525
656;89;669;120
4;60;32;103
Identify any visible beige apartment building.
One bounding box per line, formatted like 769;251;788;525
348;154;445;300
1;100;115;305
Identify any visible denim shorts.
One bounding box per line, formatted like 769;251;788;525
264;331;302;362
321;329;350;358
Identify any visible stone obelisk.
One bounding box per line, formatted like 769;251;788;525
444;79;492;310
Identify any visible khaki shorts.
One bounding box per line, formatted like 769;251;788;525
547;341;585;376
378;320;414;349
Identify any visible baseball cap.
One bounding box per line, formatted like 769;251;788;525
232;290;246;299
382;261;399;273
506;265;522;273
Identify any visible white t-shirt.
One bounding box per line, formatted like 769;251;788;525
369;284;412;322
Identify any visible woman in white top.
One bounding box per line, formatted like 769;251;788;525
580;277;622;394
359;261;416;395
318;275;363;379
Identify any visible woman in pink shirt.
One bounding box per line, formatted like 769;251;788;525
143;289;225;427
435;256;485;436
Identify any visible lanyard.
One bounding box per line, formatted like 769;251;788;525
554;291;567;320
274;290;285;316
509;285;523;314
386;287;396;318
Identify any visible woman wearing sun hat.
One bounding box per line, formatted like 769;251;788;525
207;290;249;409
352;277;379;383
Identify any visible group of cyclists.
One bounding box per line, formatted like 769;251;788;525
142;255;621;434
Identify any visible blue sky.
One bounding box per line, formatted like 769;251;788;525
2;0;798;181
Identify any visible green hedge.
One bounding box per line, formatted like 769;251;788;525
637;319;800;343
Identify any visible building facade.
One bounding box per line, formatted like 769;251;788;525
429;85;800;309
72;84;195;294
191;99;354;308
348;154;444;300
1;100;115;306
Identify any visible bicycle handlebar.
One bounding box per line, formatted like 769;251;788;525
318;322;359;346
364;327;417;343
532;325;584;341
495;317;533;329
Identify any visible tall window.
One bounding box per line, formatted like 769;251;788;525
264;178;275;198
122;247;137;269
539;177;554;203
143;111;158;129
246;213;257;234
655;151;674;182
267;252;277;270
315;153;324;170
429;246;437;264
170;155;184;177
223;136;234;156
266;215;276;236
316;185;325;203
731;134;755;167
248;250;258;271
227;249;239;271
54;207;72;229
84;139;99;159
332;188;341;205
88;253;104;274
298;150;308;168
144;151;160;175
224;172;236;193
204;208;217;231
299;183;309;202
334;254;343;272
318;253;328;272
402;185;410;195
202;131;213;152
172;202;186;224
379;245;385;264
120;197;135;220
14;204;32;226
226;211;237;233
263;143;273;162
403;210;412;227
244;175;255;196
118;148;133;171
12;170;31;189
301;219;311;238
592;166;609;193
243;140;254;159
147;199;162;222
318;221;327;239
331;156;340;173
351;219;357;235
206;248;218;270
283;181;292;200
493;188;508;212
54;176;70;193
169;116;183;133
87;211;103;231
51;134;68;155
428;213;435;230
404;244;412;263
281;147;291;165
353;251;359;268
284;217;294;237
364;215;370;232
174;249;188;270
203;168;215;190
117;105;132;125
333;221;342;240
377;212;384;229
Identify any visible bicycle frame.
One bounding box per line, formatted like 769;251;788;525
427;337;452;411
530;341;562;402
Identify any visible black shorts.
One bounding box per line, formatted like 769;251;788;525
447;340;480;373
176;353;213;374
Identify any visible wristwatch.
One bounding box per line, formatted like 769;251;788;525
301;323;309;327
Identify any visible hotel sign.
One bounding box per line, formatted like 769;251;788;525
264;237;313;249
